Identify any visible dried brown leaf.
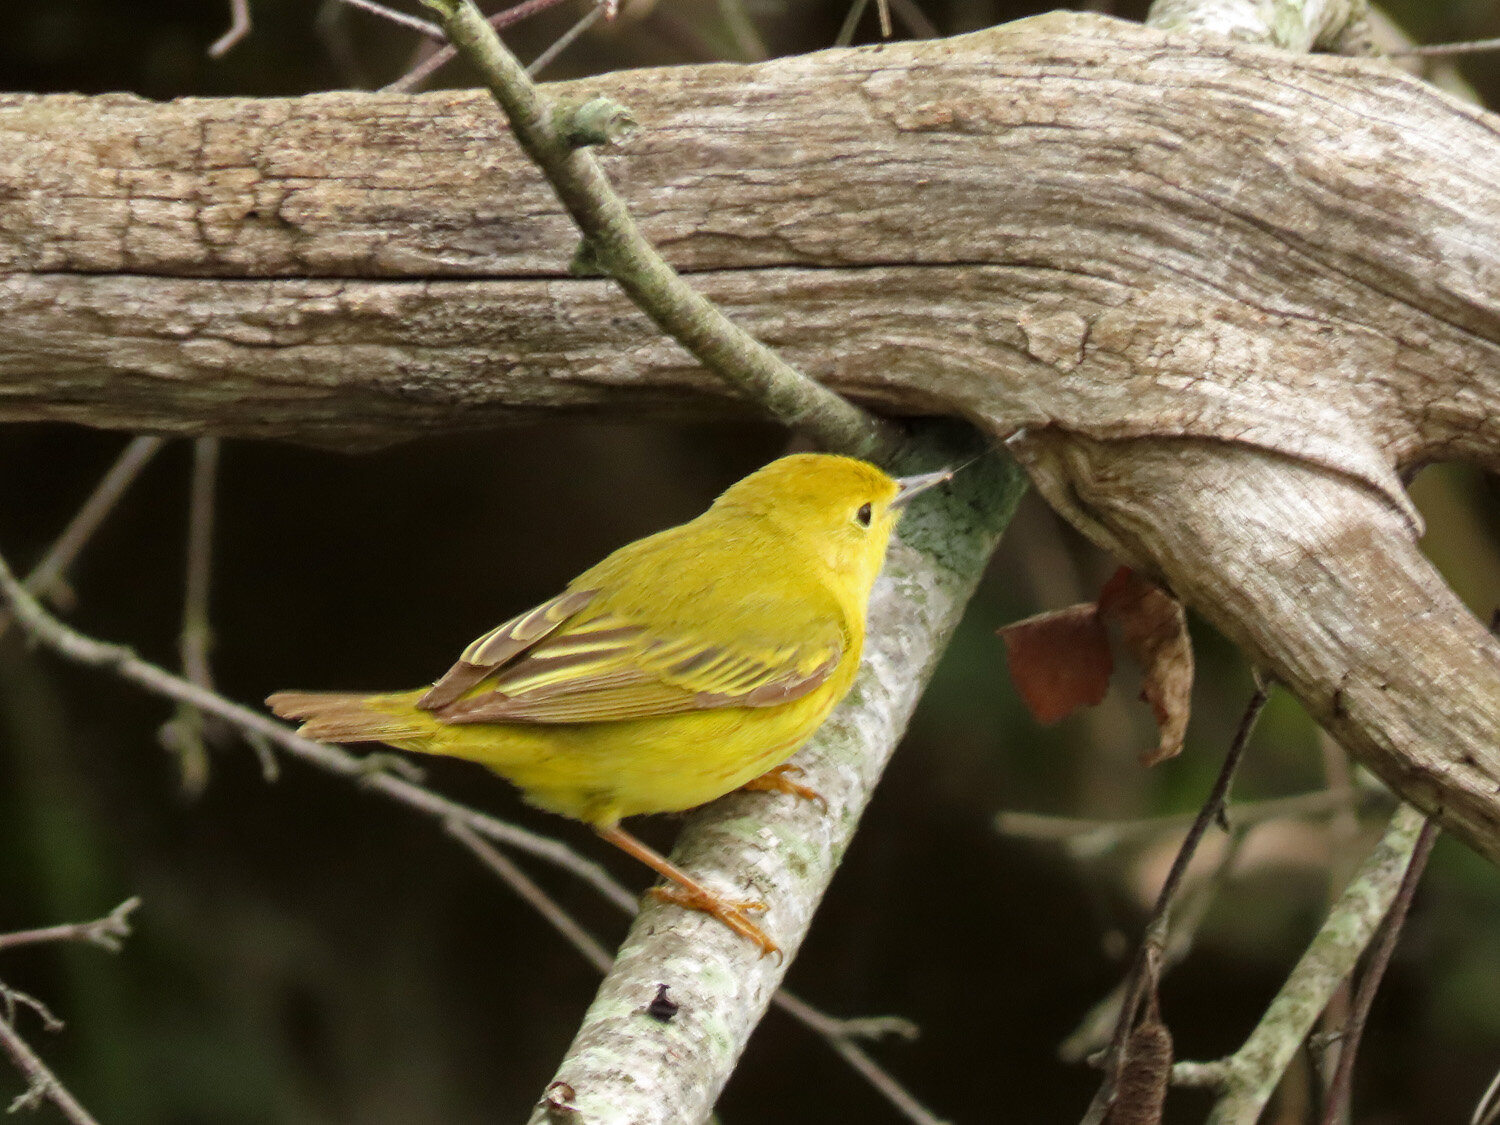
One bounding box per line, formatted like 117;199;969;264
998;604;1113;724
1098;567;1194;765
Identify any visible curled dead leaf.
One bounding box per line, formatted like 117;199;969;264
998;567;1194;765
1098;567;1194;766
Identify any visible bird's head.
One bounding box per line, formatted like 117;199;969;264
713;453;950;599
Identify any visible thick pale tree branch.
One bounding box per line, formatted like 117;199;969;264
0;15;1495;493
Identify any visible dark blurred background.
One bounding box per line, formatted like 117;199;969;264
2;1;1498;1122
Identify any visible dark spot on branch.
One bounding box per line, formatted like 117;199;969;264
646;983;679;1023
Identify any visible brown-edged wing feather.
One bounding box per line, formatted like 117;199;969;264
430;621;842;725
417;588;599;710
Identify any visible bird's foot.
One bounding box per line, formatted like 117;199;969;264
741;763;826;809
647;885;778;958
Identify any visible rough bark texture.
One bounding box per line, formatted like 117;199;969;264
2;13;1499;902
2;13;1497;502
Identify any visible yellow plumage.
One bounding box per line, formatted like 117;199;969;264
268;453;948;952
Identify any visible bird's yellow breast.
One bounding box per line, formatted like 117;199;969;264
373;657;856;825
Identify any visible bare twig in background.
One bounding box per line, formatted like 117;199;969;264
448;818;616;971
1059;828;1248;1065
0;1012;100;1125
997;784;1387;858
209;0;252;56
715;0;767;61
886;0;937;38
773;990;944;1125
0;898;140;955
1081;681;1270;1123
1476;1065;1500;1125
163;436;222;796
835;0;871;47
336;0;445;38
1314;732;1362;1117
1387;36;1500;57
526;2;606;76
385;0;581;93
0;900;142;1125
316;0;373;88
1318;815;1439;1124
0;435;163;641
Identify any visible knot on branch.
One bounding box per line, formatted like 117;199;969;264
557;97;638;148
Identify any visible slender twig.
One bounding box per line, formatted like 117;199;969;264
316;0;373;89
1318;815;1440;1125
209;0;252;57
0;902;142;1125
336;0;445;38
447;818;615;973
998;784;1384;857
526;2;605;77
0;435;163;641
1082;680;1271;1124
716;0;768;61
181;437;218;693
384;0;579;92
385;41;453;91
835;0;871;47
166;437;222;795
772;998;946;1125
0;985;61;1031
1167;803;1429;1123
1475;1065;1500;1125
1387;36;1500;57
1060;826;1249;1064
0;899;141;955
0;1008;100;1125
419;0;902;463
1313;731;1361;1117
887;0;938;38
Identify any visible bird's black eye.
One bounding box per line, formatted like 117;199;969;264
855;502;873;528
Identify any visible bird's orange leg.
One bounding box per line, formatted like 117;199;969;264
594;824;778;957
741;762;826;809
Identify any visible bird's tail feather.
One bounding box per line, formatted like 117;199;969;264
266;690;433;744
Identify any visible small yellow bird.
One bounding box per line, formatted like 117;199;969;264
268;453;948;954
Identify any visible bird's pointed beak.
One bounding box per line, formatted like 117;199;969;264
890;468;953;510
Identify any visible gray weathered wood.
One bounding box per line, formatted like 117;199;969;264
0;14;1496;506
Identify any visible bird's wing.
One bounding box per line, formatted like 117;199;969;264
423;600;843;726
417;588;601;710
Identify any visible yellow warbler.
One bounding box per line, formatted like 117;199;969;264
268;453;948;954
